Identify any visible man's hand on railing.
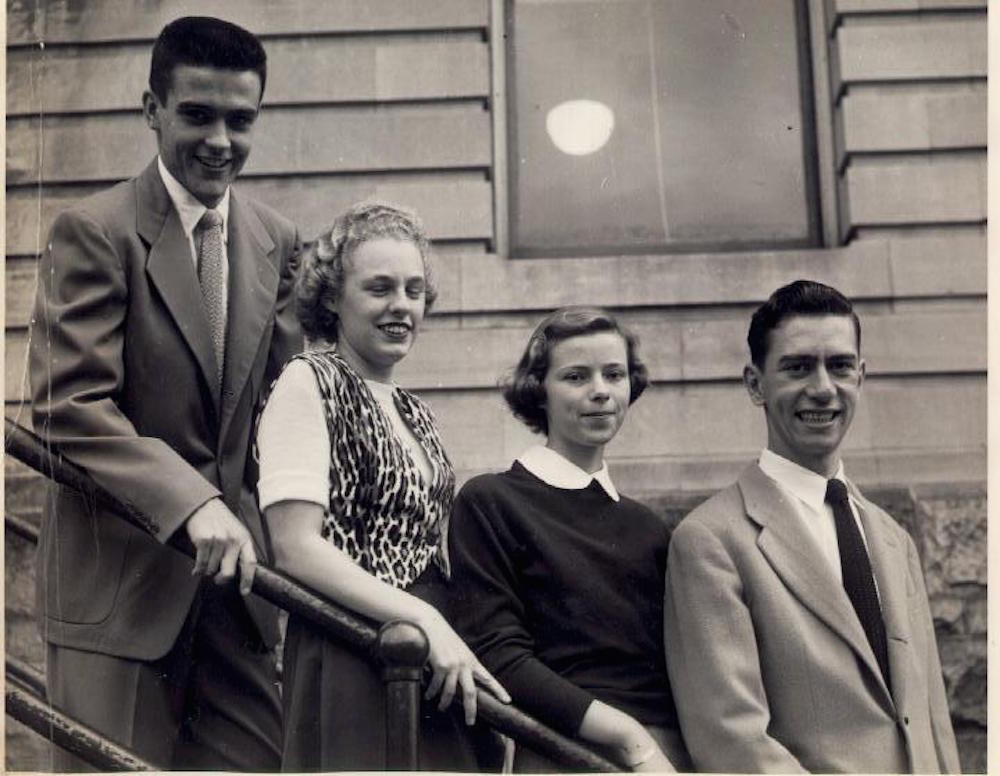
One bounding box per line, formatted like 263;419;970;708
414;608;511;726
185;498;257;595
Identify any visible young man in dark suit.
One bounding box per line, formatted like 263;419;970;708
29;16;301;769
664;280;959;773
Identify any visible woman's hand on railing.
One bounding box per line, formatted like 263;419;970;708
415;609;511;725
579;700;677;772
630;745;676;773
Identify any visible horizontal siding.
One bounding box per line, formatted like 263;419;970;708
7;232;985;325
833;17;986;88
5;173;492;259
8;102;491;184
830;0;984;17
7;231;984;324
10;306;985;400
7;33;489;116
843;154;986;226
428;375;986;488
837;82;985;161
8;0;489;46
431;232;985;314
830;3;987;239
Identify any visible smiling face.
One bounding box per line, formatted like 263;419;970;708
542;331;631;472
744;314;865;477
331;237;427;382
143;64;262;208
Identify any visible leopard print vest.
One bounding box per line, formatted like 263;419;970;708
294;350;454;589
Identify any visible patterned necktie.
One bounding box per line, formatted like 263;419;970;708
825;478;891;689
197;209;226;387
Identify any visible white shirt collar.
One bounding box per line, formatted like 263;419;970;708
758;448;848;512
157;156;230;240
517;445;620;502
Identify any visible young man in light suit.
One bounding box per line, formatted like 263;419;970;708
29;17;301;769
664;280;959;773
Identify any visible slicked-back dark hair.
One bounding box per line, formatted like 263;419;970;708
502;307;648;436
149;16;267;104
747;279;861;368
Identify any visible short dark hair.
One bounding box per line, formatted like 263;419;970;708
295;201;437;342
149;16;267;104
502;307;649;436
747;279;861;368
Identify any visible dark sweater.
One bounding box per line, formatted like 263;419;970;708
448;462;678;737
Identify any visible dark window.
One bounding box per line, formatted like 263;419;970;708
507;0;820;257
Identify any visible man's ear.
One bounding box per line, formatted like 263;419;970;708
743;363;766;406
857;358;866;390
142;90;161;131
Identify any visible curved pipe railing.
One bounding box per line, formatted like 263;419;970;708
4;417;619;772
6;657;156;772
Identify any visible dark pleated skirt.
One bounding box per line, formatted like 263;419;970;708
280;565;498;771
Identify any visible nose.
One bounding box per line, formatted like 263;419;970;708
590;374;610;402
387;287;411;315
806;364;835;400
204;119;231;151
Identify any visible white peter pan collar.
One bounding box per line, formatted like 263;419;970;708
517;445;620;502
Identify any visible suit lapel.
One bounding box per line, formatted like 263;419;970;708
740;465;894;709
852;483;911;711
137;162;222;413
218;191;278;442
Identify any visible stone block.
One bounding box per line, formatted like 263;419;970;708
6;531;38;617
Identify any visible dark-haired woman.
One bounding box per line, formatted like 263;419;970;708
255;202;508;770
449;307;690;772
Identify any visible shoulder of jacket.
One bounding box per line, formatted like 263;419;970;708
240;193;297;237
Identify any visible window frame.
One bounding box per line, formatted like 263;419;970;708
488;0;839;258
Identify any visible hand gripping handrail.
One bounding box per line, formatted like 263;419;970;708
4;417;619;772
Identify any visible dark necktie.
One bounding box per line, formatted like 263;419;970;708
825;478;891;689
197;209;226;387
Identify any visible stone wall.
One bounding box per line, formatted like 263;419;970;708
6;482;986;771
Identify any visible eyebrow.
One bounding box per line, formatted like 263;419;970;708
777;353;857;364
361;274;425;283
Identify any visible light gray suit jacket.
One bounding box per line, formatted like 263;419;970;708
664;463;959;773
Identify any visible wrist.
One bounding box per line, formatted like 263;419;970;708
617;725;657;766
620;739;657;768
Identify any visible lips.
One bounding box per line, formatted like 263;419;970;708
196;156;231;171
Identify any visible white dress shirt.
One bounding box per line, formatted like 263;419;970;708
517;445;620;502
757;448;873;588
157;156;230;306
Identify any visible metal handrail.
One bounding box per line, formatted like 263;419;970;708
4;417;620;772
6;667;156;772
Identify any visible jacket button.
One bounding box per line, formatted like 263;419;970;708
903;716;910;726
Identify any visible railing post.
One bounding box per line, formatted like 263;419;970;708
374;620;429;770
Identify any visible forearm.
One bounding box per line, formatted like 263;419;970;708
269;505;437;627
578;700;658;764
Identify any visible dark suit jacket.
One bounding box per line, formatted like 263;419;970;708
29;160;302;660
664;463;960;773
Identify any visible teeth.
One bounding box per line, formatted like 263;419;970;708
799;411;835;422
381;324;409;334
